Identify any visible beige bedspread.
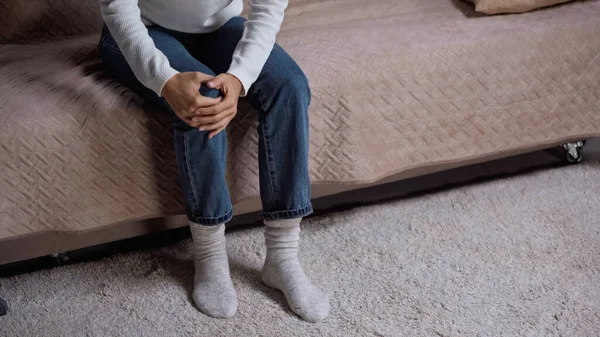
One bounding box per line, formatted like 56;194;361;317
1;0;599;264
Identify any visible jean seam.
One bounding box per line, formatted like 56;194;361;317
261;122;278;204
99;26;125;54
183;131;201;213
99;32;108;46
257;89;279;205
102;42;122;54
99;34;122;54
99;26;110;44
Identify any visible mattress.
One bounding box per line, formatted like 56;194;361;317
1;0;599;264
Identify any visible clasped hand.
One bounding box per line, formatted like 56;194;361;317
162;72;243;139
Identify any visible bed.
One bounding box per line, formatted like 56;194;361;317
1;0;599;265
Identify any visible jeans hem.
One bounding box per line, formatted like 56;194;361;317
187;209;233;226
263;203;313;220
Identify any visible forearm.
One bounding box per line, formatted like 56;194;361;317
99;0;178;96
226;0;288;96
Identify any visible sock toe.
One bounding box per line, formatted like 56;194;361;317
297;304;329;323
291;289;330;323
193;291;238;319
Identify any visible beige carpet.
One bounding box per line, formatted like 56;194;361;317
1;149;600;336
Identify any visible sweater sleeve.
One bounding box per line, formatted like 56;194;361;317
226;0;288;97
99;0;179;96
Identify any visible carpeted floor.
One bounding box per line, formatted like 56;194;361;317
1;149;600;336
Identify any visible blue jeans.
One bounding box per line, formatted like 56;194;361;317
99;17;313;225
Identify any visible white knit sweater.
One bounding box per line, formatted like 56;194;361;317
99;0;288;96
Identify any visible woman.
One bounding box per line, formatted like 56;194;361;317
98;0;329;322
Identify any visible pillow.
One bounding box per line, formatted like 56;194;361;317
466;0;574;14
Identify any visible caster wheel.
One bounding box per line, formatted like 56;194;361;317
0;297;8;316
563;141;585;163
566;150;582;163
49;252;70;265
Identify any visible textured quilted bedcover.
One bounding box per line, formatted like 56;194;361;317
1;0;600;263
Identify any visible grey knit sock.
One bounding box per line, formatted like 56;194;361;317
189;222;237;318
261;218;330;322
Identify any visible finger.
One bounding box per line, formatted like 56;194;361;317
185;118;201;128
198;89;234;113
190;107;237;125
200;111;235;131
192;107;235;127
183;114;204;128
195;96;236;116
207;73;228;90
208;125;226;139
204;119;229;133
194;104;220;116
185;110;228;128
174;110;201;128
192;95;222;111
198;109;237;130
194;72;216;83
208;116;234;139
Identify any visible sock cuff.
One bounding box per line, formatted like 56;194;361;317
264;218;302;229
189;222;225;240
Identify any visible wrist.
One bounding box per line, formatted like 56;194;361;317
226;73;244;95
161;73;178;98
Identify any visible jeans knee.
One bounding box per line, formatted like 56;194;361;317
281;66;311;107
198;69;220;98
200;83;221;98
172;82;220;130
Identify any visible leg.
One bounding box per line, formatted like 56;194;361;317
248;44;313;219
187;18;328;322
251;45;329;324
186;16;313;219
99;25;237;318
99;25;232;224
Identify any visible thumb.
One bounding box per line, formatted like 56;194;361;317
207;73;228;90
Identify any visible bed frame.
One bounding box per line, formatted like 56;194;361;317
0;140;590;317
